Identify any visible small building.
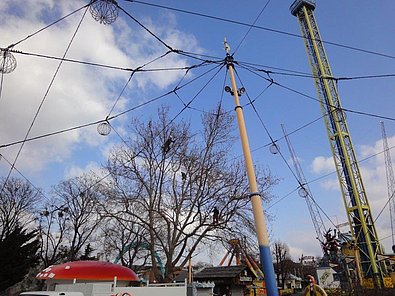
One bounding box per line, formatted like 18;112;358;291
316;266;340;289
28;261;189;296
194;265;263;296
188;282;215;296
283;274;302;290
36;261;140;290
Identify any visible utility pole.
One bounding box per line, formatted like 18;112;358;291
224;39;278;296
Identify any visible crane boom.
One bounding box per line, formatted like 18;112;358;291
381;121;395;250
290;0;386;287
281;124;327;249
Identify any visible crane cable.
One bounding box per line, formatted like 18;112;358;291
64;64;227;205
234;67;340;229
0;153;49;200
8;47;395;83
6;3;90;49
106;50;173;118
232;0;272;56
0;61;220;149
124;0;395;61
109;62;225;151
239;63;395;122
0;61;225;206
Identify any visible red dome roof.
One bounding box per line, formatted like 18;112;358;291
36;261;139;281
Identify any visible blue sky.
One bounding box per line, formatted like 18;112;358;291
1;0;395;261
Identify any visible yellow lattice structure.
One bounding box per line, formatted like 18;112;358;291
290;0;386;288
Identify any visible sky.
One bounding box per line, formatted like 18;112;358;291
1;0;395;263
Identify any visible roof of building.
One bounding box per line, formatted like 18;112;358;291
288;274;302;281
194;265;247;279
36;261;139;281
173;269;188;282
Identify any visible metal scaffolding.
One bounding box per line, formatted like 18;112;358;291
290;0;386;288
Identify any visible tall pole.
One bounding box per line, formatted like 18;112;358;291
224;39;278;296
188;257;192;284
290;0;385;287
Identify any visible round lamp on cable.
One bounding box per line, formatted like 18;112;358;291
89;0;119;25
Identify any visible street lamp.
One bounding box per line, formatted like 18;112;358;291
40;205;68;218
224;86;246;97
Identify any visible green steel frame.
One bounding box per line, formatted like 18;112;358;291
290;0;385;287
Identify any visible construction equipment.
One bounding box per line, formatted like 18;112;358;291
281;124;327;250
219;239;267;295
219;239;264;280
381;121;395;253
290;0;387;288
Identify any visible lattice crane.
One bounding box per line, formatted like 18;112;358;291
281;124;327;250
381;121;395;252
290;0;386;287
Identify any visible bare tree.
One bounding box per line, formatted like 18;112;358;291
103;106;278;281
273;240;293;288
37;196;69;267
100;217;152;271
0;177;40;241
53;174;103;261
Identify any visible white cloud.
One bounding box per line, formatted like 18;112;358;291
307;135;395;254
310;155;339;191
285;229;322;260
64;161;102;180
0;0;202;177
319;178;340;191
288;245;307;261
357;137;395;252
311;156;335;174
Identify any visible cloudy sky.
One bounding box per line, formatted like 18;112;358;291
1;0;395;262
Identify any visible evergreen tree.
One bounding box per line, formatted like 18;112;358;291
79;243;96;261
0;225;39;291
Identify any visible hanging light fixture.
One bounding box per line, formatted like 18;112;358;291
237;87;245;96
97;121;111;136
269;143;279;154
89;0;119;25
298;186;308;198
0;49;17;74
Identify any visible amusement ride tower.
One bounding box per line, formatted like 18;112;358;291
290;0;386;287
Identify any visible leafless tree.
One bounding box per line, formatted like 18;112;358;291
52;174;103;261
102;105;278;281
37;195;70;267
0;177;40;241
273;240;293;288
100;216;151;271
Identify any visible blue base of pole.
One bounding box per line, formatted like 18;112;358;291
259;245;278;296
